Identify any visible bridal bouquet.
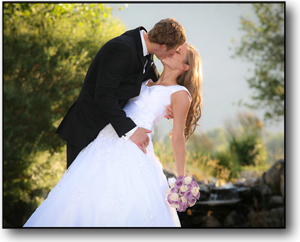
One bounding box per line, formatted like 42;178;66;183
166;176;200;212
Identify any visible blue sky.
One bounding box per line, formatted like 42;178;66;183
110;3;284;136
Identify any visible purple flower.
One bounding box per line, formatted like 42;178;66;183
184;190;193;200
177;207;185;212
170;188;179;193
176;201;186;212
177;175;184;180
175;198;190;212
173;200;180;206
188;197;197;206
178;190;184;196
175;179;184;189
171;200;180;209
167;194;174;204
187;183;193;190
191;180;199;188
184;201;190;210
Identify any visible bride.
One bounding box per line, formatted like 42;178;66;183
23;42;203;227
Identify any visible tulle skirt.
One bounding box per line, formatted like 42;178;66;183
23;124;180;227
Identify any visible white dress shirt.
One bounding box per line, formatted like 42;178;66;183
122;30;149;141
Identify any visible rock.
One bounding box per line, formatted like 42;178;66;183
270;207;284;219
280;174;284;197
197;199;241;207
268;196;284;208
263;159;284;195
198;184;209;201
265;207;284;227
273;206;284;219
247;207;285;227
233;178;246;187
260;183;273;195
247;209;265;227
173;159;285;227
199;184;209;194
223;210;247;227
210;187;239;200
265;217;281;227
201;215;222;227
244;177;260;187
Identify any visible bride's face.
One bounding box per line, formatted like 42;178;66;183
161;44;188;70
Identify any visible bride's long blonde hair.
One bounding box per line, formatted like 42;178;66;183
171;43;203;141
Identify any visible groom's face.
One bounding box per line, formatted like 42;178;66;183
154;45;180;60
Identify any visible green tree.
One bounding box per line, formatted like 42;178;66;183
3;3;126;227
224;112;267;167
231;4;284;122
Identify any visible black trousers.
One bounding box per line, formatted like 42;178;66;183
67;143;83;168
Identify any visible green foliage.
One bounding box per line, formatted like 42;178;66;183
3;149;66;227
264;131;284;164
213;150;241;180
225;112;267;167
186;132;213;154
187;150;223;182
205;127;228;152
231;4;284;122
3;3;126;227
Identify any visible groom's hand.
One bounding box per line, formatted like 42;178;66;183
130;127;152;154
164;105;174;119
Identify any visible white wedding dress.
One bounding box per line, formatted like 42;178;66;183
24;80;191;227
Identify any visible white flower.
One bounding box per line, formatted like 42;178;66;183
180;185;188;192
181;196;187;203
184;176;192;185
191;187;200;196
188;200;196;206
171;203;180;209
170;193;179;202
168;177;176;187
165;188;171;195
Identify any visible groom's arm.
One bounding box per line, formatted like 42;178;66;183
94;42;136;137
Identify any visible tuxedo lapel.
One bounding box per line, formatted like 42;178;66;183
131;27;150;94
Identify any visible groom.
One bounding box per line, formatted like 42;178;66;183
56;18;186;168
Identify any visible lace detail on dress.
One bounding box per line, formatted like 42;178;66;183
65;185;85;216
98;190;125;226
129;103;156;132
142;209;157;227
86;125;116;173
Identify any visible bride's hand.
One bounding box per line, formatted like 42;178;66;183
164;105;173;119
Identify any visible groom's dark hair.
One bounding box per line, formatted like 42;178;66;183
148;18;186;50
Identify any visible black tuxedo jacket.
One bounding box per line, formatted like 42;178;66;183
56;27;159;149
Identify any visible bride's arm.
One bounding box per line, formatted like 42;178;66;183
170;90;191;177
